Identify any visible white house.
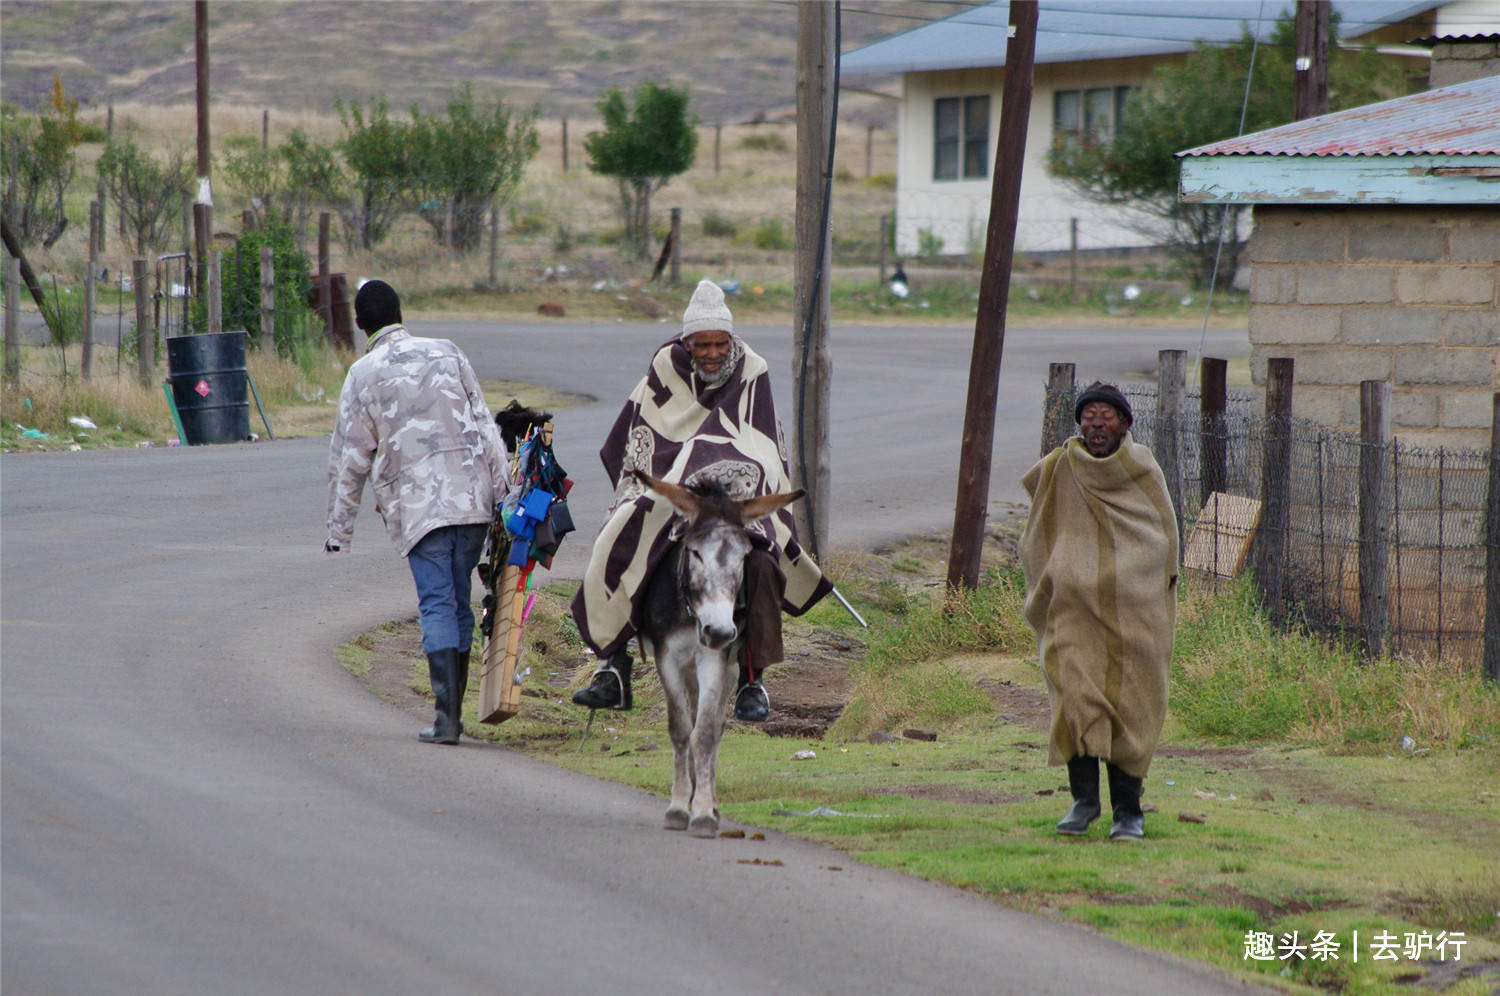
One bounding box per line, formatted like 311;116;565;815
839;0;1495;259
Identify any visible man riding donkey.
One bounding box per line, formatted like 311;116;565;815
571;279;831;721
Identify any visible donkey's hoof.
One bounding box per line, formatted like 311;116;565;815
664;808;690;831
689;815;719;838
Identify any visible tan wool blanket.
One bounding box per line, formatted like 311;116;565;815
1019;434;1178;778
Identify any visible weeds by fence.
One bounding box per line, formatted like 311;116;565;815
1045;362;1497;673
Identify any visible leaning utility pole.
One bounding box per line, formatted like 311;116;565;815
792;0;835;558
946;0;1037;592
1293;0;1330;120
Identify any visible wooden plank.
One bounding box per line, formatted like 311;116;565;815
1184;492;1262;578
478;563;524;723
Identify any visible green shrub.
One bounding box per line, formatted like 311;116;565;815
739;131;787;152
738;217;791;251
700;210;737;238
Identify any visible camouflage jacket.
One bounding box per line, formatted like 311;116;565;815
326;325;511;556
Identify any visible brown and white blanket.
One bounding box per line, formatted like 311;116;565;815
570;337;831;657
1020;434;1178;778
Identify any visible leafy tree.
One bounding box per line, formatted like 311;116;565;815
222;224;312;357
96;137;192;254
585;81;698;259
1;79;86;248
221;134;289;229
279;128;351;247
1048;15;1420;285
407;83;539;252
335;96;412;250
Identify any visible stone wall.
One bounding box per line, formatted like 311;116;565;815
1246;204;1499;451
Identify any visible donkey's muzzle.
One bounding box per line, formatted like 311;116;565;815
700;621;738;649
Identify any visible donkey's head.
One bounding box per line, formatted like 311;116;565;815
634;471;804;650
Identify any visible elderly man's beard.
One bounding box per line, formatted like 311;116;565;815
693;357;734;387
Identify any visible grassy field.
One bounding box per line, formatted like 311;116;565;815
349;530;1500;996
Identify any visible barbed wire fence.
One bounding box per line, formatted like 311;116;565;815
1043;355;1498;675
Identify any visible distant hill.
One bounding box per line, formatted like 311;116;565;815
0;0;921;125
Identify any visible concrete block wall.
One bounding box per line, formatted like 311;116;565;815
1247;205;1500;451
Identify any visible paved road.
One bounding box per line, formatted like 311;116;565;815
1;321;1257;994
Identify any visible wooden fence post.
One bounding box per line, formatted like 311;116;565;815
877;213;888;283
84;202;99;379
1359;379;1391;658
1041;362;1075;457
4;256;19;388
561;117;568;172
1200;356;1228;503
259;246;275;354
207;249;222;333
714;122;722;175
669;207;681;285
1254;357;1294;624
1483;392;1500;681
1156;348;1187;545
865;123;874;178
134;258;153;388
1069;217;1079;300
488;206;499;290
317;212;332;344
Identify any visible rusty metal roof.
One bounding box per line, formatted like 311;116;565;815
1178;74;1500;157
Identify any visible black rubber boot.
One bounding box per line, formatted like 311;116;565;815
419;648;462;745
455;649;470;732
733;681;769;722
1057;754;1102;835
572;649;632;710
1107;762;1145;841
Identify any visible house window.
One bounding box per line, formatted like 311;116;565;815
1054;85;1134;143
933;95;990;181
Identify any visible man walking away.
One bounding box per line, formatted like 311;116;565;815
325;279;512;744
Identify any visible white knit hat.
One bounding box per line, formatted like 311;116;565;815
681;279;734;337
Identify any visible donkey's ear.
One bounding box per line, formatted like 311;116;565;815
633;469;701;518
737;488;805;524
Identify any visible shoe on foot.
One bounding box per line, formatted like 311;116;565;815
733;681;769;722
1109;812;1145;840
572;653;632;710
1056;800;1101;835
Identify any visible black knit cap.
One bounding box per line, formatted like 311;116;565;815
1074;381;1133;425
354;279;402;333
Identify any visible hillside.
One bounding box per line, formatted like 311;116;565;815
0;0;923;125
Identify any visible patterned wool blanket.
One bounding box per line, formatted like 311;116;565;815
570;337;831;657
1020;434;1178;778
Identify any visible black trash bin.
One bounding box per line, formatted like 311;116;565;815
166;331;250;445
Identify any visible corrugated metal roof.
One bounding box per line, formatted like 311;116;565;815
1177;74;1500;156
840;0;1446;76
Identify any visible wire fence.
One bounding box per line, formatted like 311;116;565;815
1051;378;1494;670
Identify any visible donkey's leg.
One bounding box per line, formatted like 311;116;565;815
656;631;698;831
686;646;736;838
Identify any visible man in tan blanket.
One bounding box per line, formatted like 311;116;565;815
1020;382;1178;840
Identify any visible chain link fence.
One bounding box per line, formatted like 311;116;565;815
1050;378;1493;669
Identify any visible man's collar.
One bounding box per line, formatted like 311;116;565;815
365;323;404;352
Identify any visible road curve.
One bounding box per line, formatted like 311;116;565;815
1;321;1259;994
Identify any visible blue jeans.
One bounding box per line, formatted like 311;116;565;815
406;523;488;655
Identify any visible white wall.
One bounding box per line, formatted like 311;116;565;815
892;57;1177;258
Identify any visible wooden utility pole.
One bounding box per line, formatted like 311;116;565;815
1293;0;1330;120
4;257;20;388
946;0;1038;592
792;0;835;558
194;0;213;300
133;258;153;388
259;247;275;353
1156;349;1187;547
1254;357;1295;624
